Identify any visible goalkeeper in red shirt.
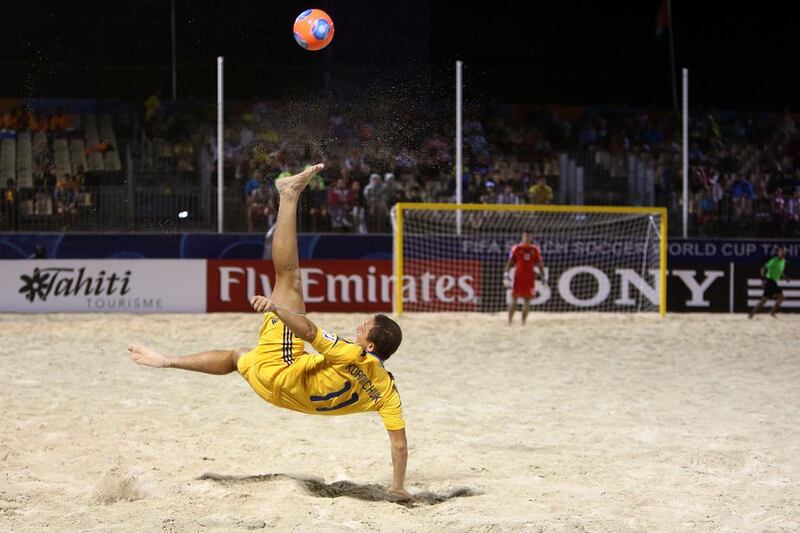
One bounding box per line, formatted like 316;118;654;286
506;231;546;325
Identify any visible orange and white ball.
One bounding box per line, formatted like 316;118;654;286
293;9;334;51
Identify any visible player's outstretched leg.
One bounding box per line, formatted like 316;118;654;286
748;296;768;319
127;344;249;374
270;164;324;314
770;293;784;317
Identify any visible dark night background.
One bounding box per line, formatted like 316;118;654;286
1;1;800;109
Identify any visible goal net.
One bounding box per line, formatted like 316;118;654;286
392;203;667;315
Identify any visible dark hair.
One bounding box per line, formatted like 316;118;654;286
367;314;403;360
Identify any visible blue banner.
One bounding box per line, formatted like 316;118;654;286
1;233;797;264
0;233;394;260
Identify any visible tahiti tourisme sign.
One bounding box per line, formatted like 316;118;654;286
0;260;206;312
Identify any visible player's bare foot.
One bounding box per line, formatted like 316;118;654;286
127;344;169;368
276;163;324;195
748;312;754;319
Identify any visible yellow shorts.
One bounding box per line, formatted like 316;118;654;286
237;312;305;403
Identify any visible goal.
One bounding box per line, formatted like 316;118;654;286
392;203;667;315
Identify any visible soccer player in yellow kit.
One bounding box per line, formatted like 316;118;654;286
127;164;409;498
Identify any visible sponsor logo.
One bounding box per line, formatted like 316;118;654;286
747;278;800;308
207;260;482;312
18;267;132;303
16;266;164;310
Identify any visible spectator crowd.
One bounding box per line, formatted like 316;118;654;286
3;94;800;238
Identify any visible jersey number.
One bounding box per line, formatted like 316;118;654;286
309;381;359;412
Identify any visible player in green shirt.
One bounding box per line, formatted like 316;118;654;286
749;246;789;318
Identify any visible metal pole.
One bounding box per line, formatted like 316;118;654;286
171;0;177;100
456;60;463;235
682;67;689;238
217;56;224;233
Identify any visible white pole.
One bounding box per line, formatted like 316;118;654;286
217;56;224;234
171;0;177;100
456;60;463;235
682;67;689;239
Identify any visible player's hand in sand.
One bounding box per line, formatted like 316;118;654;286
387;486;411;499
127;344;169;368
250;295;276;313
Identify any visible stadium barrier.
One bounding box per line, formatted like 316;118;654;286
0;236;796;313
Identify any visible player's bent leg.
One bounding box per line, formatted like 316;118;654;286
508;297;516;324
748;296;767;318
231;346;251;367
770;294;784;317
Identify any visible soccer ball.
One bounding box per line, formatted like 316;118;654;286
293;9;334;51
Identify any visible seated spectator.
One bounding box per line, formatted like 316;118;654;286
307;169;329;233
144;89;162;126
394;148;417;175
73;165;87;190
754;190;772;232
244;170;261;198
1;178;17;230
309;204;331;233
480;182;498;204
363;173;389;232
350;181;367;233
245;169;276;232
327;177;354;231
731;174;755;218
85;139;114;157
54;174;78;230
787;187;800;234
49;107;72;133
174;137;195;172
28;244;47;259
406;184;425;203
579;122;598;148
772;187;787;233
528;177;554;204
3;108;22;131
697;189;717;234
497;184;522;205
717;189;735;227
27;109;48;133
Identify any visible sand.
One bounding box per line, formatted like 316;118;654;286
0;312;798;532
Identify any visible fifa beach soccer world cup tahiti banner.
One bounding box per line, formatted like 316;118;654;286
0;260;206;313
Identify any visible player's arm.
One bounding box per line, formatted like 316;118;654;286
386;428;409;498
250;295;317;342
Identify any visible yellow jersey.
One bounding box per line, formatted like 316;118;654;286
270;328;405;430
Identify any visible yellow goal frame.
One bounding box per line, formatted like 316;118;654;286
393;203;668;316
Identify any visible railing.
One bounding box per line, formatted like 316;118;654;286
3;180;796;238
3;186;246;232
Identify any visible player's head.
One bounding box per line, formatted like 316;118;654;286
777;245;786;258
521;231;532;244
356;314;403;360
